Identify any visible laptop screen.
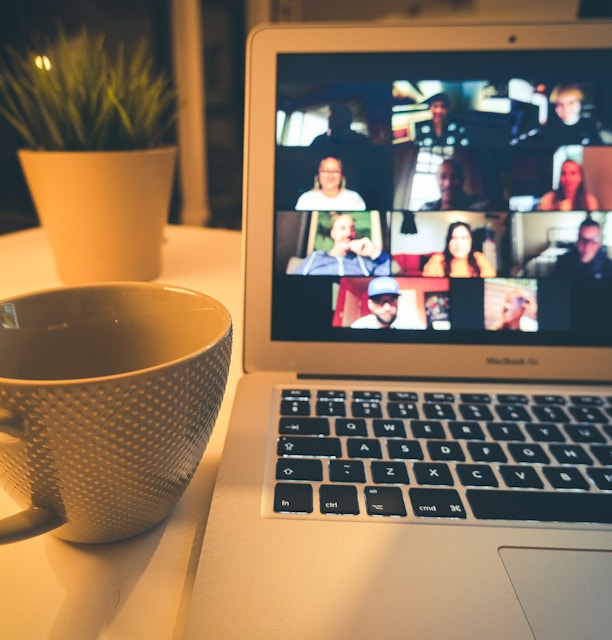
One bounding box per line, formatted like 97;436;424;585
271;45;612;349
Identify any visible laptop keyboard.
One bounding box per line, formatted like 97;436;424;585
267;386;612;526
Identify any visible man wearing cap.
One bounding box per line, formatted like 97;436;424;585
351;277;423;329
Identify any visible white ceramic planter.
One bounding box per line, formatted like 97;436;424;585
18;147;177;284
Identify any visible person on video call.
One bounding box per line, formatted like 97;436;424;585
493;288;538;332
537;158;599;212
554;217;612;278
422;221;496;278
295;156;366;211
414;92;469;148
309;103;371;150
545;84;601;146
351;277;424;329
419;158;489;211
295;213;390;276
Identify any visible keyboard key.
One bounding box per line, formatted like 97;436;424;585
460;393;491;404
466;489;612;524
587;468;612;491
571;395;604;406
372;419;407;438
347;438;383;459
423;403;456;420
278;436;342;458
318;390;346;400
497;394;528;404
565;424;606;443
568;406;609;424
543;467;590;491
320;485;360;515
427;440;466;462
487;422;525;442
281;389;311;399
495;405;532;422
279;417;330;436
316;400;347;417
280;399;310;416
411;420;446;439
409;488;466;519
459;403;494;421
351;401;382;418
329;460;366;483
335;418;368;437
525;423;565;442
531;406;570;423
353;391;382;402
449;421;485;440
456;464;499;487
533;394;566;405
388;391;418;402
274;483;313;513
590;445;612;466
387;439;424;460
499;465;544;489
387;402;419;418
467;441;507;463
549;444;593;466
508;443;550;464
364;486;407;516
276;458;323;482
371;461;410;484
424;392;454;403
413;462;454;486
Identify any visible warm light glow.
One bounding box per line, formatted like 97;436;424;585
34;55;52;71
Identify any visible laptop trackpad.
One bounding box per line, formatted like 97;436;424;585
499;547;612;640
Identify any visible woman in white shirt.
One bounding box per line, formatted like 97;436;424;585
295;156;366;211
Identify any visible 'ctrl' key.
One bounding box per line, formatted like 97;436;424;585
409;488;467;519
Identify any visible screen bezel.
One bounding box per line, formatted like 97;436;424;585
243;20;612;382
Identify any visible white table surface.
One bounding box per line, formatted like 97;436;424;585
0;224;243;639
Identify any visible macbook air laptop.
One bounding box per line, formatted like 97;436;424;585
184;20;612;639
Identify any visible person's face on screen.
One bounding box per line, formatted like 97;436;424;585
559;160;583;197
318;157;343;194
576;224;602;264
555;92;581;125
367;294;399;327
330;214;356;253
501;294;525;328
448;224;472;259
438;161;463;207
430;99;448;126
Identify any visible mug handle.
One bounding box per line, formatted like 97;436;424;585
0;409;66;544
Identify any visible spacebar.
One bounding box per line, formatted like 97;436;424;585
466;490;612;524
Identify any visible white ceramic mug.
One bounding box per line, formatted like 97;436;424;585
0;283;232;544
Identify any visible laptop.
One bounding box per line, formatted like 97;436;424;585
184;21;612;639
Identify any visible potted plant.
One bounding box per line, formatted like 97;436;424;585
0;28;179;283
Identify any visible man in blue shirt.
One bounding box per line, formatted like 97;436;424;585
295;213;390;276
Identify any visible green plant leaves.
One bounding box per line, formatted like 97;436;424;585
0;27;179;151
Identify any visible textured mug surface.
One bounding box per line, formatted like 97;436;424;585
0;283;232;543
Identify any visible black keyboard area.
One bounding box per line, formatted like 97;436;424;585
267;387;612;526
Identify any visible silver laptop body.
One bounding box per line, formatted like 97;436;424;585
185;20;612;639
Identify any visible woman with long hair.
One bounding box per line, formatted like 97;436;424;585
537;158;599;211
422;221;496;278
